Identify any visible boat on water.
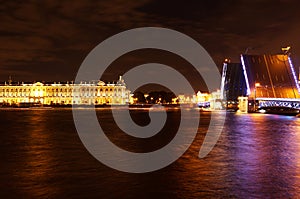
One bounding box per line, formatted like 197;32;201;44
258;106;300;116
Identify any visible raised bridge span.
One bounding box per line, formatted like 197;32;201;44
241;54;300;109
220;53;300;110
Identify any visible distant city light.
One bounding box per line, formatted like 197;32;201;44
281;46;291;53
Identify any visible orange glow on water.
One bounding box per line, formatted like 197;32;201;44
15;111;59;198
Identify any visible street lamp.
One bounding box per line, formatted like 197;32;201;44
254;82;260;111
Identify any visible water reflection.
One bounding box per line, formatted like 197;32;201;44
162;112;300;198
14;110;59;198
225;113;300;198
171;112;232;198
1;109;300;198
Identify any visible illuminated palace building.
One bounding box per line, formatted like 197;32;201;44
0;76;130;106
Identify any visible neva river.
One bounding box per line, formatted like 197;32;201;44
1;108;300;198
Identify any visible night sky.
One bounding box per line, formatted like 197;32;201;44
1;0;300;91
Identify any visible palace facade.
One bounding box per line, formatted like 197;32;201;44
0;76;130;106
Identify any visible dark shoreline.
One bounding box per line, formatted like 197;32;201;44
0;103;183;109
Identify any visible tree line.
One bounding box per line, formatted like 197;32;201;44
133;91;177;104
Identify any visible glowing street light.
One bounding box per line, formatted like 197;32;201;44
254;82;261;98
254;82;261;112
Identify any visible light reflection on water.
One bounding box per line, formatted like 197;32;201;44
1;109;300;198
219;113;300;198
19;111;59;198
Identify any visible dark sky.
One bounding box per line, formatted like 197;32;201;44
1;0;300;91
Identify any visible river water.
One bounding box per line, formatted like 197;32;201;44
1;108;300;198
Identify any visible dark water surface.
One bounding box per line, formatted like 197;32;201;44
1;108;300;198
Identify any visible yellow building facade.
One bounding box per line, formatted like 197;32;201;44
0;76;130;106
